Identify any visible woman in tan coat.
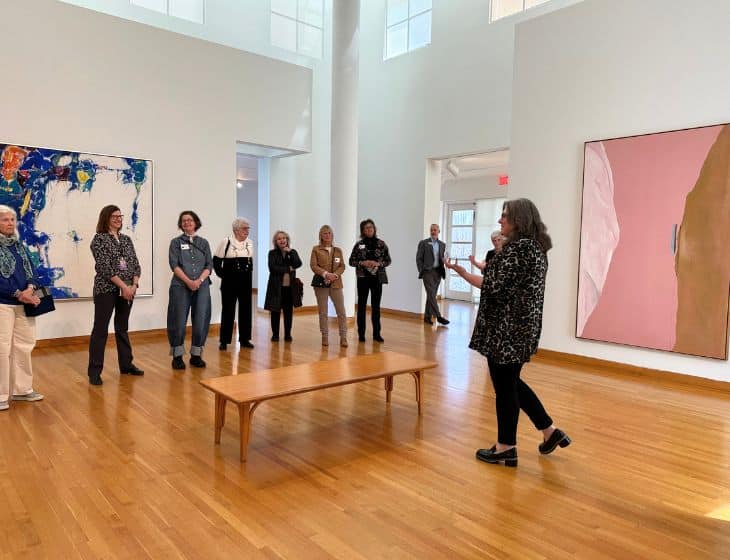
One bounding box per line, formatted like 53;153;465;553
310;225;348;347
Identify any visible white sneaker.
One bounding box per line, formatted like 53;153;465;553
12;391;44;402
0;401;9;411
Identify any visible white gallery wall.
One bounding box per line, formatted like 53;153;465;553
357;0;583;316
510;0;730;381
1;0;312;340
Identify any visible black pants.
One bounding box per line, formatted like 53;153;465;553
487;356;552;446
220;281;252;344
88;292;133;377
356;275;382;337
270;286;293;338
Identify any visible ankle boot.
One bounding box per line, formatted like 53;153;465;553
322;333;329;346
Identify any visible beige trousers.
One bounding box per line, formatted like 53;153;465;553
313;287;348;336
0;304;36;403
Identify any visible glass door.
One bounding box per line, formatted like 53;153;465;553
444;203;475;301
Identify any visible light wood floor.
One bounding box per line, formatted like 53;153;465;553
1;301;729;559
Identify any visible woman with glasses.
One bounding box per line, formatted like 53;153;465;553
167;210;213;370
213;217;254;350
88;205;143;385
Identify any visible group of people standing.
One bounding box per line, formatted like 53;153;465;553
2;197;571;471
84;211;395;385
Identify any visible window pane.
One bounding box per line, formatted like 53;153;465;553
408;10;431;50
387;0;408;26
298;0;323;28
271;0;297;18
271;13;297;52
409;0;432;16
491;0;523;21
451;227;473;243
298;22;322;58
169;0;204;23
131;0;166;13
449;276;471;293
385;20;408;59
448;243;472;259
451;209;474;226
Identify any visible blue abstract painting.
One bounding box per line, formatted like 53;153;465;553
0;143;153;298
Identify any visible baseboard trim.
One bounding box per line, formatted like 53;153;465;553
533;348;729;392
36;324;221;349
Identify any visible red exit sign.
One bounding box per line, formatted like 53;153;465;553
498;175;509;186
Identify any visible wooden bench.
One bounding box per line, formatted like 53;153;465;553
199;351;438;462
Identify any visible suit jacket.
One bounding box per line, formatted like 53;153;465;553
416;238;446;279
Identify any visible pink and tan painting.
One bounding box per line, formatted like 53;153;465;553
577;124;730;359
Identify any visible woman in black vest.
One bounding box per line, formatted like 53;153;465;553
213;218;254;350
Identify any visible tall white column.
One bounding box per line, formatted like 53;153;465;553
330;0;360;317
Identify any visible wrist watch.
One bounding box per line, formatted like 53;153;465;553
13;289;22;298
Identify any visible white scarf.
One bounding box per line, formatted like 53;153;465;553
216;235;253;258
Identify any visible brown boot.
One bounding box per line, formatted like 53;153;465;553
340;336;348;348
322;333;329;346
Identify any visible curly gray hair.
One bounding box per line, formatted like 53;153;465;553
232;217;250;232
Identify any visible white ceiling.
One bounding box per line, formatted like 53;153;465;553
440;149;510;182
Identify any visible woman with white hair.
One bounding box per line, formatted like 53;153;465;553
469;230;506;275
213;217;254;350
0;205;43;410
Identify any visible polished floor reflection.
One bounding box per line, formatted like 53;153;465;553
1;300;728;559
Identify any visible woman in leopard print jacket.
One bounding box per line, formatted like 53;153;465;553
447;198;570;468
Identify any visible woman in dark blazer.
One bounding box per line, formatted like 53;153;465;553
447;199;570;468
348;218;391;343
264;230;302;342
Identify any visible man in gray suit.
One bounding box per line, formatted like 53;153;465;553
416;224;449;325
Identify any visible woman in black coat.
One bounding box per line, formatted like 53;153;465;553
264;230;302;342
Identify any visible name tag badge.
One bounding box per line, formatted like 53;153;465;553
118;257;127;271
334;257;341;263
181;243;190;250
358;244;365;250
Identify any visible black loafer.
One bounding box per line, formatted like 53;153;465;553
284;335;293;342
219;343;228;351
373;335;385;343
424;317;434;325
189;356;206;368
476;446;518;467
539;429;571;455
121;365;144;376
89;374;103;386
241;341;255;349
358;335;366;342
172;356;186;370
270;335;280;342
437;317;450;325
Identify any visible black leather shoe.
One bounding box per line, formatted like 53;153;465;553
189;355;206;368
172;356;185;370
539;429;571;455
373;335;385;343
121;365;144;376
241;341;255;349
284;335;293;342
475;446;518;467
219;343;227;351
358;335;366;342
424;317;434;325
271;335;280;342
437;316;450;325
89;374;103;386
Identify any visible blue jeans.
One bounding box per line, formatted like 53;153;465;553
167;282;211;357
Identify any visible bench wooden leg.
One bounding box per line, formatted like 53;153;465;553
238;402;251;462
411;371;422;414
384;375;394;403
214;394;226;444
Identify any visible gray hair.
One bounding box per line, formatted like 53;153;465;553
232;217;250;232
490;230;503;241
272;230;291;248
0;205;19;238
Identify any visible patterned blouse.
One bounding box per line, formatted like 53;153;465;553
469;237;547;364
90;233;141;296
348;237;392;282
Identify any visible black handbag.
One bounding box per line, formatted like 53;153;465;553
293;277;304;308
24;287;55;317
311;274;327;288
